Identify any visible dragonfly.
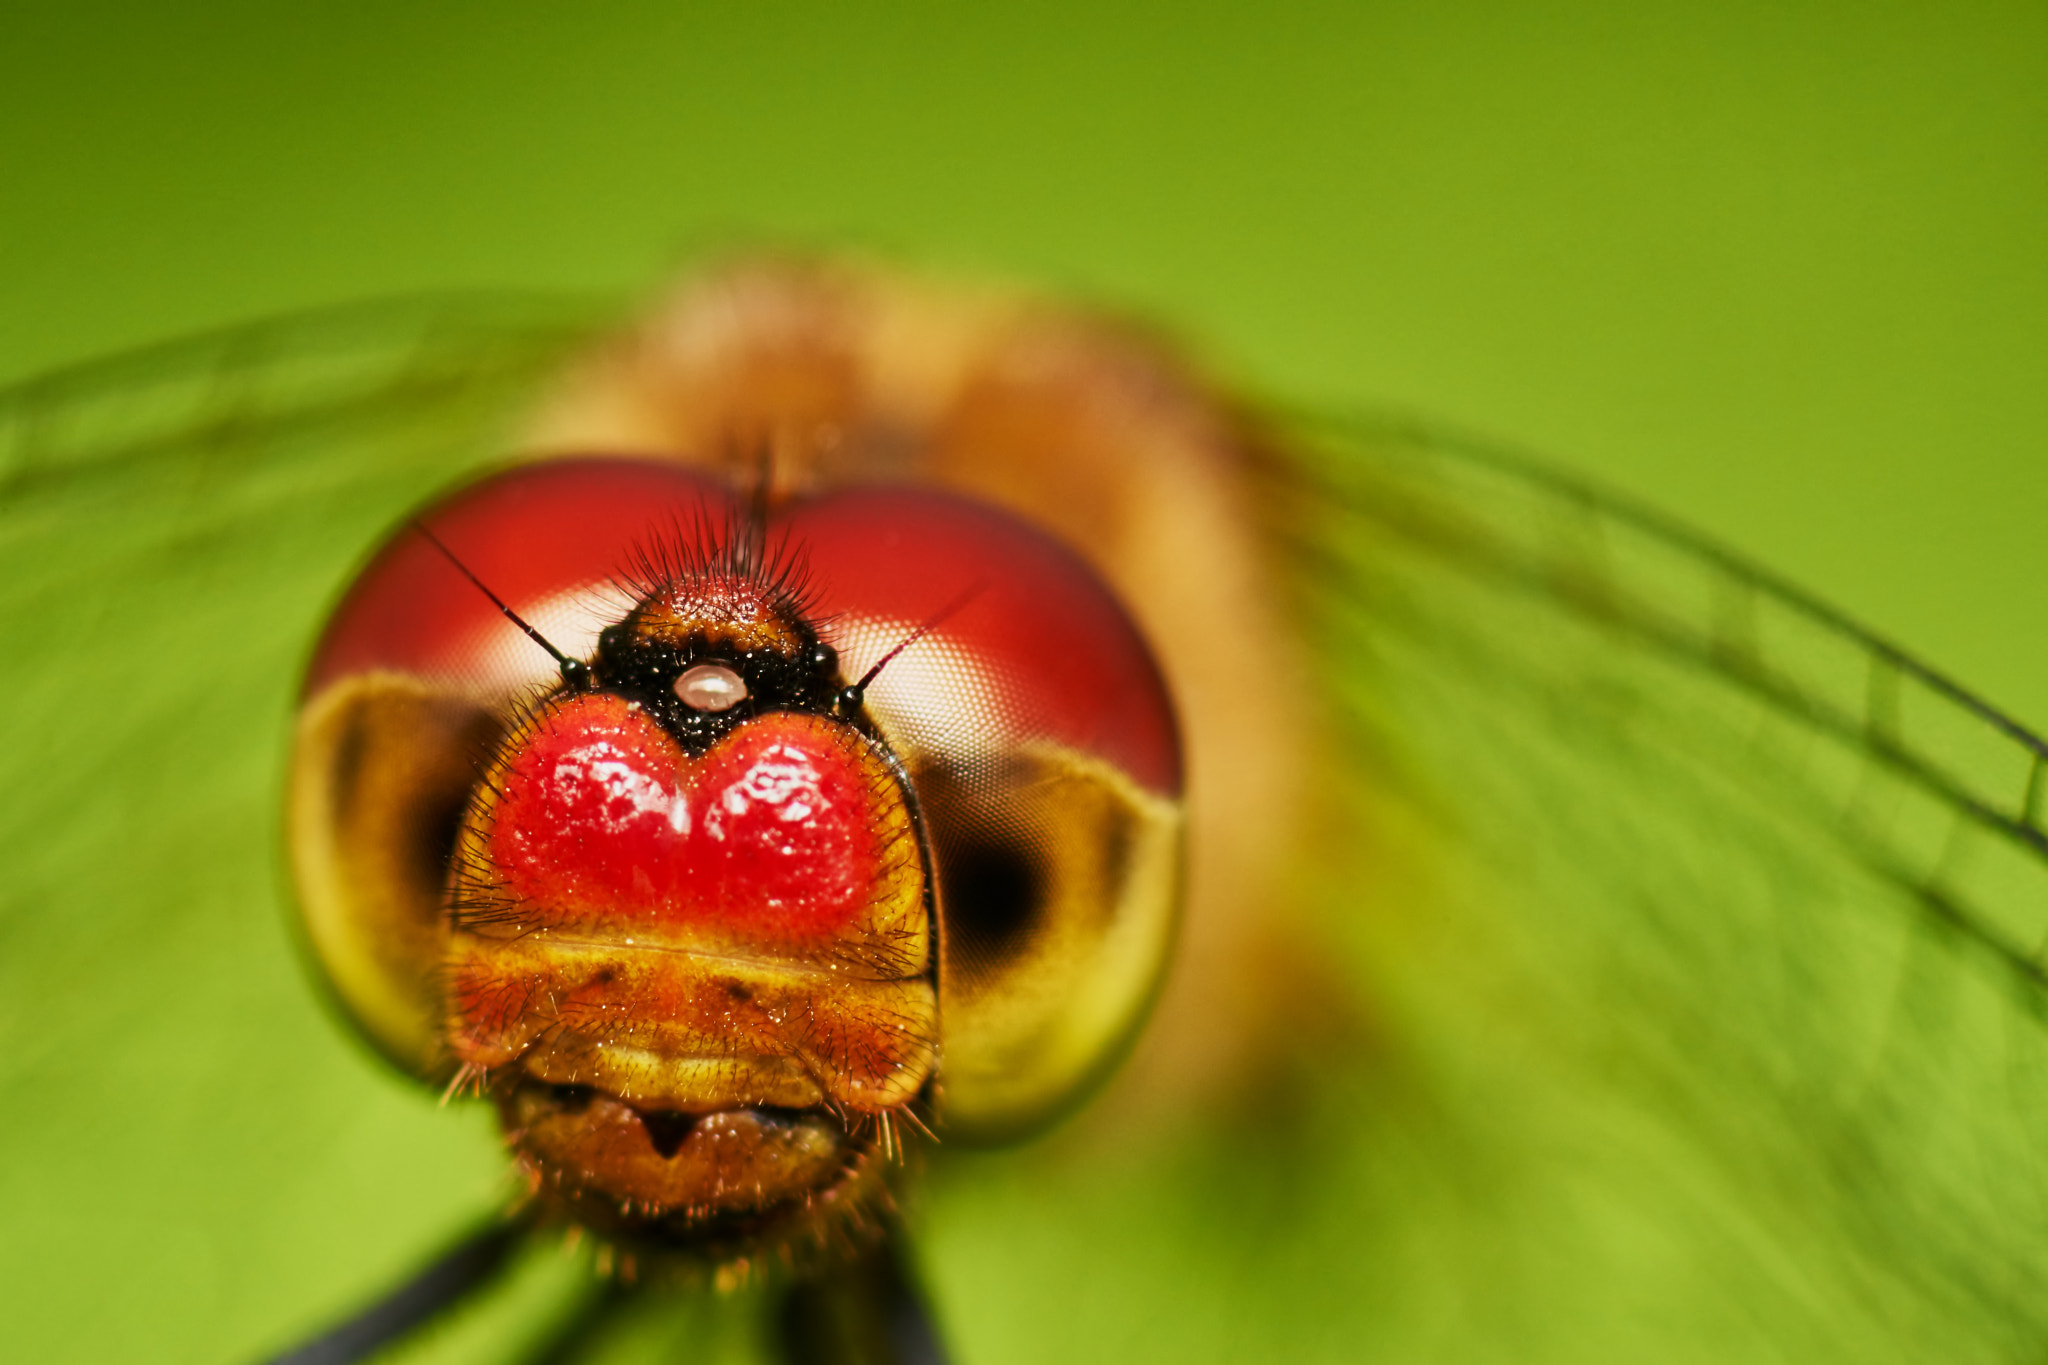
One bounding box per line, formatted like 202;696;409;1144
4;259;2047;1365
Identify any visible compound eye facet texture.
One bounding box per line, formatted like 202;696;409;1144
307;458;731;697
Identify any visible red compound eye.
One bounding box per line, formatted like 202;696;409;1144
789;487;1182;798
306;458;728;695
307;460;1182;806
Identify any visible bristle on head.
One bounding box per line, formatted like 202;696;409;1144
614;491;820;632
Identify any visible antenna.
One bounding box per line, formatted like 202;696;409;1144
410;521;591;690
835;583;985;717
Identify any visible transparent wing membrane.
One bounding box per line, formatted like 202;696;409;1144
0;296;597;484
920;418;2048;1364
0;300;610;1364
5;299;2046;1363
1281;415;2048;975
1244;418;2048;1359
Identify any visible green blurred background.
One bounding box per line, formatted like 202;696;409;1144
4;5;2048;1359
4;0;2044;720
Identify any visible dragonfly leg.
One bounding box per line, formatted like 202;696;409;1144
774;1232;951;1365
259;1212;533;1365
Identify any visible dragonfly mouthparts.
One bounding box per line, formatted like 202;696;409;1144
501;1079;882;1249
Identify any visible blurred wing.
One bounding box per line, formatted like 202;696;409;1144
12;295;2048;1365
0;299;634;1364
923;415;2048;1364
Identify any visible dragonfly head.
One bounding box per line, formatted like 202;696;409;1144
288;454;1185;1265
441;570;936;1248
